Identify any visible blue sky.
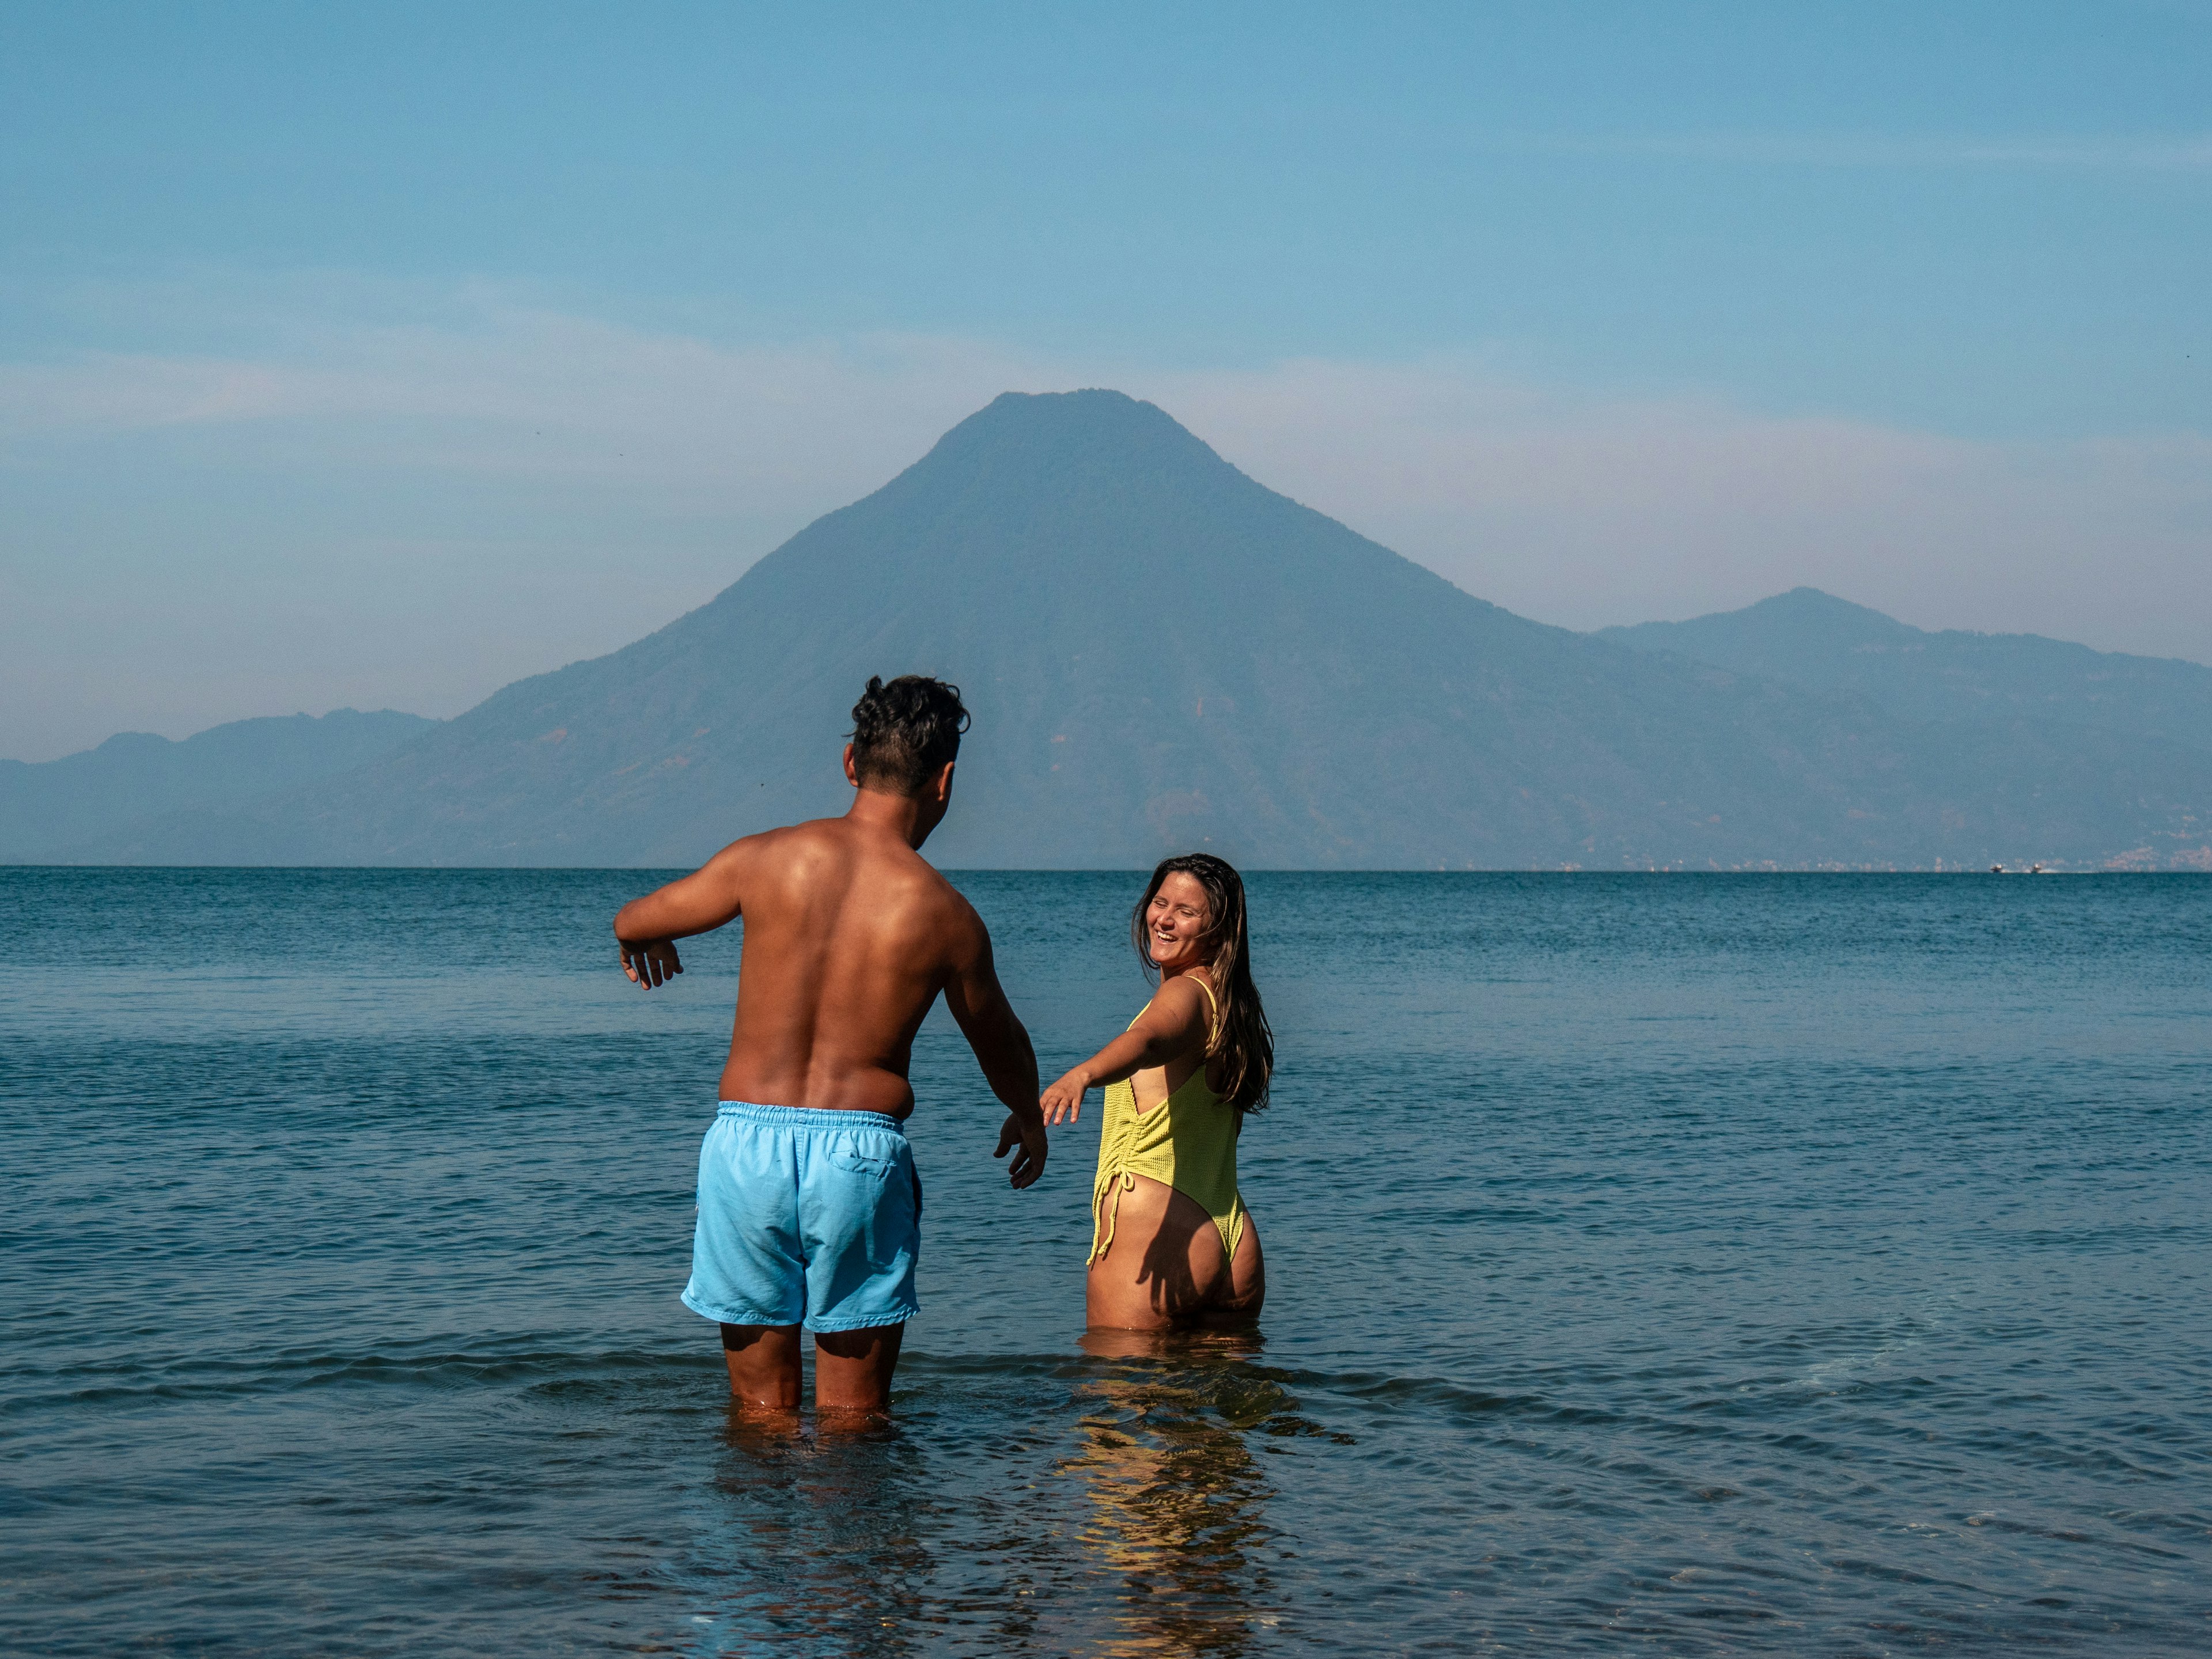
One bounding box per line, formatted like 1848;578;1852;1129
3;1;2207;757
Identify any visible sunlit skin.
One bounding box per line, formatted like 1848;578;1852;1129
612;744;1045;1415
1040;871;1265;1330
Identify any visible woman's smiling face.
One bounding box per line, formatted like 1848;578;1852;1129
1145;871;1213;972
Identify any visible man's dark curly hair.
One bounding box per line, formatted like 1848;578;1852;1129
849;675;970;796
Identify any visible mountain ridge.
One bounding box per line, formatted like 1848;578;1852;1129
0;709;439;862
22;392;2212;871
1603;588;2212;751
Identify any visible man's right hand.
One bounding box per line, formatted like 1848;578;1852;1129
994;1112;1047;1190
619;938;684;988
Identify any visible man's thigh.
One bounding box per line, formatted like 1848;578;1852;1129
797;1136;921;1331
813;1323;905;1415
719;1322;802;1408
718;1321;904;1415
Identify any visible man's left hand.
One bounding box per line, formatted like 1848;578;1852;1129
994;1112;1047;1189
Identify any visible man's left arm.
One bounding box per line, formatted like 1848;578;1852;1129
941;904;1046;1188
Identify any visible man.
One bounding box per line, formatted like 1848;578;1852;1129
612;675;1046;1415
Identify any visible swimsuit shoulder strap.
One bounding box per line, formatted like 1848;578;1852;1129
1180;973;1221;1046
1124;975;1221;1043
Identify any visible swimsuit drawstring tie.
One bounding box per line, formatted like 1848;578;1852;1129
1088;1169;1137;1265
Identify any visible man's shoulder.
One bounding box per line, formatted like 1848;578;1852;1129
862;843;984;950
747;819;971;914
720;816;853;870
883;845;975;923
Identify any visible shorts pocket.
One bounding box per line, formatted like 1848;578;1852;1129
828;1142;895;1180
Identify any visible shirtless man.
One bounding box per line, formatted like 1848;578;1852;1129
611;676;1045;1416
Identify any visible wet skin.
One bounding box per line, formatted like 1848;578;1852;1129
613;747;1044;1415
1039;872;1266;1331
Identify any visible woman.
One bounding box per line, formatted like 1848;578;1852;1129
1040;853;1274;1330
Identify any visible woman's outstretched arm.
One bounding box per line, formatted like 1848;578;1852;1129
1039;976;1210;1124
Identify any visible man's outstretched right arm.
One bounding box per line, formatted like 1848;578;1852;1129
611;840;749;990
942;908;1046;1188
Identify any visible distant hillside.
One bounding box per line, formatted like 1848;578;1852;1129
32;393;2212;870
1603;589;2212;751
0;710;438;862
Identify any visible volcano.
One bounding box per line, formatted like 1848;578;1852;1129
66;390;2212;869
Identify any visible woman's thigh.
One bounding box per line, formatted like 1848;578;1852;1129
1086;1173;1236;1330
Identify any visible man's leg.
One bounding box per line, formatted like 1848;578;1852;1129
720;1323;804;1408
813;1323;904;1415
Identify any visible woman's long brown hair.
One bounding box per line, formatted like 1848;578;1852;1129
1129;853;1275;1112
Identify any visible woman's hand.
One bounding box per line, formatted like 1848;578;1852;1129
1039;1067;1091;1125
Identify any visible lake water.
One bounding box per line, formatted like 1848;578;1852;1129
3;869;2209;1656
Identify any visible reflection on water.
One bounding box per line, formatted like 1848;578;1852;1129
1061;1330;1319;1657
673;1336;1333;1657
699;1411;937;1657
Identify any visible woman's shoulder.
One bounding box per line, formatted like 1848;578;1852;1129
1162;971;1222;1040
1161;968;1219;1001
1145;971;1217;1020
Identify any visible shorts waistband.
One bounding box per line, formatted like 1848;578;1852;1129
717;1101;908;1135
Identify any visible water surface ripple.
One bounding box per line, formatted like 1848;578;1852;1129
3;870;2207;1654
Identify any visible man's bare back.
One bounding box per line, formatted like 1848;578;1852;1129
615;808;1036;1135
612;679;1043;1415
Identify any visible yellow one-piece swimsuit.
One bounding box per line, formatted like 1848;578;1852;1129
1088;975;1248;1264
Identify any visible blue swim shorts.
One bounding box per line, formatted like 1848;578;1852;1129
680;1101;922;1333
